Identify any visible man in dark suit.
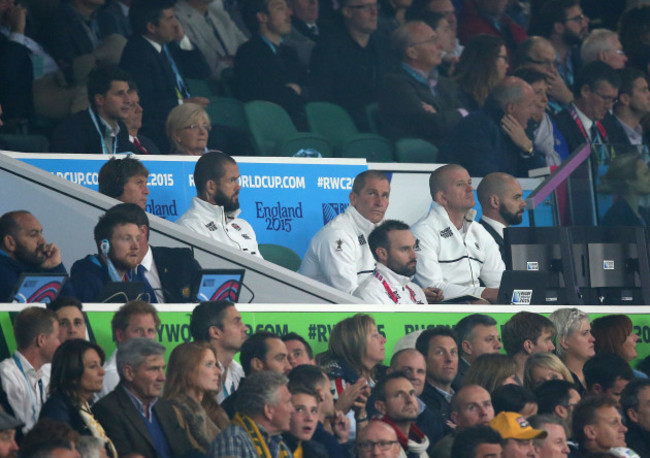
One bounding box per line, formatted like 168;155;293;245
51;65;135;154
105;203;201;304
476;172;525;263
93;338;195;457
234;0;308;129
378;20;465;145
119;0;209;149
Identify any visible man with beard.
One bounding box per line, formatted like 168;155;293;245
374;372;430;457
354;220;432;304
70;211;142;301
476;173;525;263
177;151;262;257
0;211;75;302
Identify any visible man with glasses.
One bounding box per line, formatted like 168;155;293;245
378;21;466;145
605;67;650;153
553;61;629;162
310;0;396;130
581;29;627;70
356;420;402;458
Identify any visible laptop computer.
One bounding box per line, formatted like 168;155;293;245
192;269;246;302
10;273;68;303
95;282;146;303
496;270;564;305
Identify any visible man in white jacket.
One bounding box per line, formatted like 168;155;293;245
299;170;390;293
177;151;262;257
412;164;504;303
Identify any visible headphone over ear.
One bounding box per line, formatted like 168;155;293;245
100;239;111;255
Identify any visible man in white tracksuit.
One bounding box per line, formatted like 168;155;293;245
354;220;429;304
177;151;262;258
412;164;504;303
299;170;390;294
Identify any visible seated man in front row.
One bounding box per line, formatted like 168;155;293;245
300;170;390;294
354;219;439;304
0;210;75;302
412;164;504;303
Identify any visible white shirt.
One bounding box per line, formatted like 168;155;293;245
0;352;50;432
299;205;379;294
573;103;596;140
216;359;244;403
177;197;262;258
354;263;427;304
141;246;165;303
411;202;504;299
97;350;118;400
480;215;506;239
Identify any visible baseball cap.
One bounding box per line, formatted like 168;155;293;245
0;409;22;431
489;412;547;440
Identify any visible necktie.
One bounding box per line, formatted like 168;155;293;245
132;137;148;154
590;123;602;144
590;123;609;163
162;45;191;100
134;264;158;304
205;14;230;56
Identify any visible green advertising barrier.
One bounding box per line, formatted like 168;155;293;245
2;304;650;366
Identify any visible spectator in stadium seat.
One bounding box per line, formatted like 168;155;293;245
549;308;595;396
123;87;161;154
491;384;538;417
452;313;502;391
581;29;628;70
431;384;495;458
97;0;132;38
39;339;117;457
354;220;431;304
0;210;75;302
356;418;402;458
98;156;150;209
0;307;60;432
407;0;463;65
282;385;329;457
476;172;526;263
451;424;503;458
600;153;650;228
457;0;527;56
282;332;316;368
165;102;211;155
209;371;294;457
93;338;195;457
501;311;556;383
389;348;446;454
163;341;230;454
310;0;396;130
619;5;650;75
190;300;248;403
534;380;581;436
283;0;320;68
46;297;87;343
571;396;627;455
373;372;430;457
489;411;547;458
233;0;308;129
70;210;142;302
528;414;571;458
583;353;634;403
440;77;547;178
414;326;457;424
300;170;390;294
463;354;518;394
523;352;573;390
377;20;465;145
453;34;508;111
591;314;646;379
19;419;80;458
98;299;160;399
221;331;291;418
0;409;21;458
50;65;135;155
411;164;504;303
553;61;630;163
621;379;650;457
177;151;262;257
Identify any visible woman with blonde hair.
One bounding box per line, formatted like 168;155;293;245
523;352;573;389
166;103;212;155
463;353;518;394
163;341;229;454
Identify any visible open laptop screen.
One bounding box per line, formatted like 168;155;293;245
11;273;68;303
193;269;246;302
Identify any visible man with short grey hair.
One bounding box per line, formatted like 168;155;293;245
209;371;295;457
93;338;194;457
528;414;570;457
581;29;627;69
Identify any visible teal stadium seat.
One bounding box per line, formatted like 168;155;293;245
259;244;302;271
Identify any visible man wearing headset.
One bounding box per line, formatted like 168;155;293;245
70;210;142;302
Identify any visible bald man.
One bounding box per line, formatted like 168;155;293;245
476;173;526;262
356;420;402;458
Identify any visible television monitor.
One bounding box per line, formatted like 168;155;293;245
192;269;246;302
10;273;68;303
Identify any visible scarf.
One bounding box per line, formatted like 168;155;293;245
232;412;291;458
168;395;220;452
80;401;118;458
380;417;429;458
534;114;562;166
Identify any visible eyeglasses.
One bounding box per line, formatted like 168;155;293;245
564;13;586;23
526;57;554;67
183;123;212;131
614;49;626;56
409;36;438;47
357;440;399;451
347;2;379;11
592;91;618;105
